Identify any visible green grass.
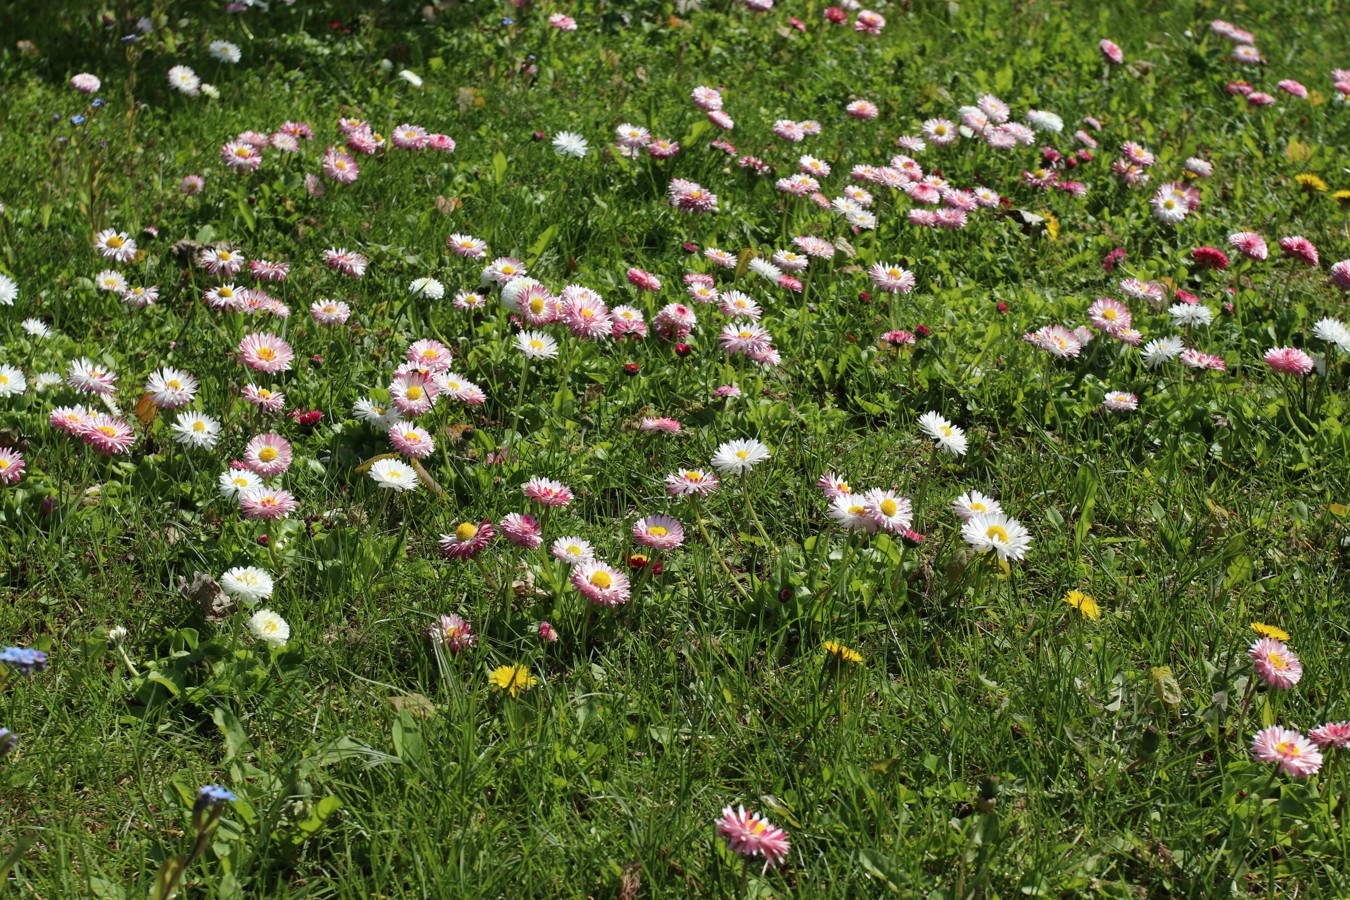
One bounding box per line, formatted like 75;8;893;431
1;0;1349;896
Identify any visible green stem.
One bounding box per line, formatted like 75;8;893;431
693;498;754;603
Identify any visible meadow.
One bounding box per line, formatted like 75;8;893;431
1;0;1349;896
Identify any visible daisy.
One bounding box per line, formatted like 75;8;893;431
1251;726;1323;778
717;806;791;867
1312;318;1350;353
719;322;772;357
390;371;438;417
962;513;1032;561
390;424;434;458
1150;186;1190;224
67;358;117;395
611;306;648;338
248;609;290;646
572;561;631;607
1332;260;1350;291
447;234;488;259
1169;303;1214;328
552;131;589;158
862;489;912;533
1309;723;1350;749
391;124;429;150
237;333;293;374
171;412;222;449
241;433;291;477
560;290;612;340
704;247;737;268
666;468;720;497
50;404;92;435
430;614;476;653
524;476;573;508
0;366;26;397
0;448;24;485
70;73;100;92
868;263;916;294
918;411;968;456
1025;109;1064;133
311;299;351;325
1141;336;1184;368
1179;349;1227;372
748;258;782;283
634;515;684;551
95;270;127;293
208;40;241;63
369;458;418;492
1087;298;1132;333
817;472;853;499
94;229;137;264
551;536;595;566
219;467;262;500
1229;231;1268;261
1278;236;1319;267
1264;347;1314;376
221;141;262;172
454;291;487;311
846;99;879;119
691;86;722;110
242;384;286;412
515;330;559;360
711;439;771;474
1102;391;1139;412
167;64;200;96
827;495;877;532
1025;325;1083;359
145;368;197;408
323;248;368;278
439;521;495;559
1249;637;1303;689
433;372;486;405
0;275;18;306
615;123;651;148
499;513;542;549
921;118;957;145
220;567;273;605
82;414;136;455
951;490;1002;522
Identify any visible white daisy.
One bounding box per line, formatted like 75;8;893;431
917;411;968;456
711;438;772;474
218;467;262;500
552;131;589;158
961;513;1032;561
370;458;419;491
951;490;1002;522
221;566;274;605
171;412;221;449
248;608;290;646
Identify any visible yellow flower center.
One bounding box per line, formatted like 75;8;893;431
1103;309;1118;320
192;421;206;432
848;504;866;516
686;471;703;482
648;526;668;537
0;460;8;470
404;432;422;443
405;385;423;400
107;235;124;248
167;379;181;390
529;340;544;350
940;425;953;436
234;147;252;158
590;571;612;589
258;447;279;462
739;331;753;339
256;347;276;361
970;502;986;512
220;288;235;298
880;499;897;517
233;477;249;487
735;450;749;460
986;525;1009;542
1267;652;1288;670
258;389;272;398
581;309;594;319
455;522;478;542
1276;741;1299;757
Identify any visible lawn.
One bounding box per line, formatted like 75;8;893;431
1;0;1349;896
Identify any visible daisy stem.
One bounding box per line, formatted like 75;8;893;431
510;356;529;447
693;499;754;604
740;473;773;550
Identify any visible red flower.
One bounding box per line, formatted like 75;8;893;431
674;343;692;357
1191;246;1230;270
824;6;847;23
915;324;931;338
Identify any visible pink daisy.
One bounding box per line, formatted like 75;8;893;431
626;267;662;293
571;561;631;607
1279;236;1319;267
221;141;262;172
1098;38;1124;64
50;405;92;435
310;299;351;325
447;234;488;259
1191;247;1230;270
82;414;137;454
717;806;791;866
1309;722;1350;749
633;515;684;551
560;288;613;340
1229;231;1268;261
390;124;429;150
242;384;286;412
238;333;294;374
1087;298;1132;333
323;248;368;278
639;417;681;434
0;448;25;485
1263;347;1314;376
389;425;434;458
666;468;719;497
322;148;360;184
390;371;439;416
523;477;573;508
250;259;290;282
429;613;476;653
439;521;495;560
239;487;298;520
1331;260;1350;291
1251;726;1323;778
1249;637;1303;689
243;433;293;477
407;339;453;372
499;513;542;549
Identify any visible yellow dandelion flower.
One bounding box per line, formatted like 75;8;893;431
822;640;863;664
488;664;538;698
1251;622;1290;641
1063;590;1101;621
1295;173;1328;192
1043;211;1060;242
1333;189;1350;206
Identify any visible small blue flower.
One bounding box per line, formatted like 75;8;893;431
501;17;514;25
1;647;48;675
71;114;86;125
194;784;237;811
121;33;139;43
0;729;15;758
91;98;105;108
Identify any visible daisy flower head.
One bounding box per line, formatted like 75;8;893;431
1309;722;1350;749
1087;297;1132;334
615;123;651;148
246;608;289;647
221;140;262;172
921;118;957;146
639;417;681;434
611;305;648;338
0;448;24;485
1313;318;1350;353
1251;726;1323;778
572;561;631;607
1169;303;1214;328
552;131;589;158
560;288;613;340
828;494;878;532
1249;637;1302;689
551;536;595;566
1229;231;1268;261
711;439;771;475
433;371;486;406
390;124;429;151
454;291;488;311
145;367;198;409
243;433;293;477
0;274;17;306
719;321;772;357
50;404;91;435
523;476;573;508
951;490;1002;522
717;806;791;867
311;299;351;325
862;488;912;533
1179;349;1227;372
868;263;916;294
749;258;782;284
1263;347;1314;376
918;411;968;456
369;458;419;492
221;566;273;605
167;64;200;96
1102;391;1139;412
212;464;258;500
171;411;221;449
94;229;137;264
1026;109;1064;133
389;424;434;458
242;384;285;412
439;520;495;560
488;664;538;698
1150;185;1190;224
1141;336;1184;368
515;330;559;360
666;468;720;497
0;366;26;397
96;269;127;293
1278;236;1319;267
962;512;1032;561
668;179;719;213
854;10;886;34
237;332;293;374
691;86;723;111
846;100;879;119
447;234;489;259
430;613;476;653
1025;325;1083;359
81;414;136;455
485;257;527;285
634;515;684;551
499;512;542;549
1331;260;1350;291
66;358;117;395
70;72;101;93
817;472;853;499
390;371;438;417
323;248;368;278
793;235;835;259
